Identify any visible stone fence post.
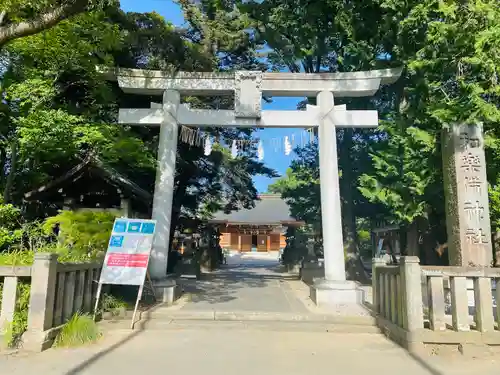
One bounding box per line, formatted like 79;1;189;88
23;253;59;351
372;258;385;313
400;256;424;350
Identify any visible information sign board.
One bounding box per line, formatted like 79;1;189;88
94;218;157;329
99;218;156;286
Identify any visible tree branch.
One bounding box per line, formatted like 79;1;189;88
0;11;6;26
0;1;90;48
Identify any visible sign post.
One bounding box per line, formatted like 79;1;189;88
94;218;157;329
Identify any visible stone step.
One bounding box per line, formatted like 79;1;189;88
99;318;381;334
101;306;378;332
143;308;377;325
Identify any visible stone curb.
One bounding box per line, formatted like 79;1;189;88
145;309;377;325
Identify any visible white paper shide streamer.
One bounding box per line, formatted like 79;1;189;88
204;137;212;156
257;140;264;161
284;136;292;156
231;140;238;158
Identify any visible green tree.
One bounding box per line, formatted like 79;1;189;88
2;4;277;252
179;0;266;71
358;0;500;262
0;0;113;48
1;10;126;203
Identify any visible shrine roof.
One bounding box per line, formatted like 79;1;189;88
24;154;152;203
208;194;302;226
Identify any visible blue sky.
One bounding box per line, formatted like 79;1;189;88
120;0;301;193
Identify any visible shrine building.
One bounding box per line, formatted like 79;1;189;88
24;154;152;218
208;194;303;252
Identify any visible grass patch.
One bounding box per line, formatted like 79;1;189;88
55;312;102;348
101;293;128;315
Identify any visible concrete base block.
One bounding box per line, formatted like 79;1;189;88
102;306;128;320
310;279;364;306
153;279;181;305
21;327;59;352
286;263;301;274
300;262;324;285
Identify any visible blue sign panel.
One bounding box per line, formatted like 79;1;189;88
113;220;127;233
109;235;124;247
141;222;156;234
127;222;142;233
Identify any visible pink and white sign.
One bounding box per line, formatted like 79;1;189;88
106;253;149;268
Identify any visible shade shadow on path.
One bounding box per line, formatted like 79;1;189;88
178;252;308;313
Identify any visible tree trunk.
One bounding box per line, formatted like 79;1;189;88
167;180;189;255
3;139;17;203
417;215;445;265
493;231;500;267
406;221;420;256
0;147;6;186
399;225;407;256
340;128;370;284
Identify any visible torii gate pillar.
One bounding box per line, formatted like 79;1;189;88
311;90;361;305
148;90;180;279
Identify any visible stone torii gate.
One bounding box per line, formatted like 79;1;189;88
106;68;402;306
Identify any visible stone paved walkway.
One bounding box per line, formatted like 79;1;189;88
178;252;309;313
2;328;498;374
173;252;371;319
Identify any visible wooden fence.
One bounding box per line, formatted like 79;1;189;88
0;253;101;351
372;256;500;352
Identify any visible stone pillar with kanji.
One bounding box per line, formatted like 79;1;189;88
442;123;493;267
